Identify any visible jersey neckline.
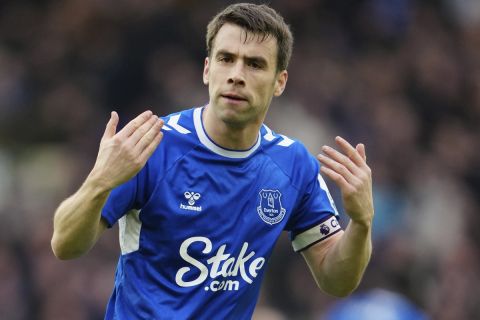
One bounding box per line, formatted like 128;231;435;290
193;107;261;159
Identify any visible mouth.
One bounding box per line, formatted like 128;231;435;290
221;93;248;102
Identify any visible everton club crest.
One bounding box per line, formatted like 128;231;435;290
257;189;286;225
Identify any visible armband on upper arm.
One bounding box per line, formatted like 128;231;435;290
292;216;342;252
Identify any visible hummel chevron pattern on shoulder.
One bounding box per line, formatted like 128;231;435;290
263;125;295;147
163;114;191;134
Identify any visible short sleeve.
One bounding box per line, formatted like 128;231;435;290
101;175;139;228
286;155;342;252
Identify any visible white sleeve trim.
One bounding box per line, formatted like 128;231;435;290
292;216;342;252
119;209;142;255
318;174;339;215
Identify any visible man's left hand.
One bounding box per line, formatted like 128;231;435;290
317;136;374;227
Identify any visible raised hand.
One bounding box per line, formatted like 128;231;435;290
317;136;374;226
89;110;164;191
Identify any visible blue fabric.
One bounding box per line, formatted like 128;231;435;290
101;107;338;319
324;289;429;320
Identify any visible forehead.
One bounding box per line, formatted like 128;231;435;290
212;23;278;62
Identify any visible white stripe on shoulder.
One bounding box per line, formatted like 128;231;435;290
262;125;296;147
119;209;142;255
291;216;341;252
278;134;294;147
263;125;276;141
167;114;191;134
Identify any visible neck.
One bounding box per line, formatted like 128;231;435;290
202;105;262;150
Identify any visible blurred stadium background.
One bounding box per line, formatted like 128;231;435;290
1;0;479;319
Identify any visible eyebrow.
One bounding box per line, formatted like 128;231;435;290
215;50;269;67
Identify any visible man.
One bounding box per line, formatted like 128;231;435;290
51;3;374;319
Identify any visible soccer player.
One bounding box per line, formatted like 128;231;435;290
51;3;374;319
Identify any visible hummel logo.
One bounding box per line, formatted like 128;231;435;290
184;192;201;205
180;192;202;212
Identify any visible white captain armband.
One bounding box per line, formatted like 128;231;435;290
292;216;342;252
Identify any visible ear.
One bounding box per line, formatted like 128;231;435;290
203;57;210;85
273;70;288;97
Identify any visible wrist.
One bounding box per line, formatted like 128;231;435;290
84;169;114;197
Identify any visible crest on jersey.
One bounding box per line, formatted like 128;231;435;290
257;189;286;225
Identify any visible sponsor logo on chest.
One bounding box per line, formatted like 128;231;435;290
175;236;266;292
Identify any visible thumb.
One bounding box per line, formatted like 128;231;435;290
102;111;119;140
356;143;367;162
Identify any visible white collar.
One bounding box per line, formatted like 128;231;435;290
193;107;261;159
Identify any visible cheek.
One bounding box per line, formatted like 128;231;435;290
208;68;222;86
258;80;276;100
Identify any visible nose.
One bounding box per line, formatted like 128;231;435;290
228;62;245;86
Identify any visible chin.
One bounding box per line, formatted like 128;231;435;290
210;100;253;126
219;111;249;128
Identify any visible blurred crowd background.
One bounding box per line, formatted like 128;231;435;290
1;0;479;319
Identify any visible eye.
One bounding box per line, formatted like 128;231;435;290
218;56;233;63
248;61;262;69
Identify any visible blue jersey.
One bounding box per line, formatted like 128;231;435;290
101;106;341;319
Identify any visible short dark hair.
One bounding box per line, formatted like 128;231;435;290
206;3;294;72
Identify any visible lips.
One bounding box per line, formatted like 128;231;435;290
221;93;247;101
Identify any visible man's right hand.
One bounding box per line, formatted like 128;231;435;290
89;110;164;191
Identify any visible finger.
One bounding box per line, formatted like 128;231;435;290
356;143;367;162
128;115;159;146
134;119;164;153
139;130;164;163
102;111;119;140
117;110;153;138
335;136;365;166
318;153;360;185
321;145;361;176
320;166;354;194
